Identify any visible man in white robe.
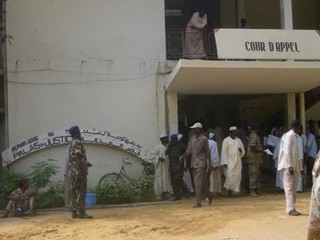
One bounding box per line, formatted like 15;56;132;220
183;9;207;59
221;126;245;196
277;120;303;216
308;150;320;240
152;133;172;200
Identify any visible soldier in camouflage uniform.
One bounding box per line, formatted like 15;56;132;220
66;125;93;219
247;123;265;197
166;134;190;201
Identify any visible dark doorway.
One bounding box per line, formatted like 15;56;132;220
178;94;286;190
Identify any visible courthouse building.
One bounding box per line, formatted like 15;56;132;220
0;0;320;187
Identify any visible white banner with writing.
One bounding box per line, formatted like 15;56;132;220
215;29;320;60
1;129;150;167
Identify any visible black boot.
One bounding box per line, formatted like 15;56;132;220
71;210;78;219
78;210;93;219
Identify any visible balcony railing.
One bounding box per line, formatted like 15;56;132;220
166;28;218;60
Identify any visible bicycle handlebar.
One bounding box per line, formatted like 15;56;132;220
122;158;132;164
141;161;152;167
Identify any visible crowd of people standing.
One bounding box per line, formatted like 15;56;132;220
152;119;320;212
152;121;268;208
152;118;320;239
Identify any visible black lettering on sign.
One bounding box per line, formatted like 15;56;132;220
5;130;149;165
30;144;35;151
28;136;39;144
245;41;266;52
273;42;300;52
12;141;28;152
13;152;19;159
11;145;17;152
45;139;52;147
14;149;29;159
292;42;300;52
53;136;62;145
33;142;41;150
269;42;274;51
47;132;55;137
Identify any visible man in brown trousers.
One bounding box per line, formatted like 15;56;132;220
180;122;212;208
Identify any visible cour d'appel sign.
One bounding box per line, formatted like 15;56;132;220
214;28;320;60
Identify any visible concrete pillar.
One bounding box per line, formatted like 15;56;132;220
280;0;293;29
166;92;178;135
299;92;307;189
156;75;168;138
236;0;246;26
286;93;296;127
299;92;306;132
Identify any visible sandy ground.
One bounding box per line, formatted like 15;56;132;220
0;192;311;240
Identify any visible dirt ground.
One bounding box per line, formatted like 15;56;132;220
0;192;311;240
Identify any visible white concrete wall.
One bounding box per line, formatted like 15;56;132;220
10;145;145;189
6;0;166;187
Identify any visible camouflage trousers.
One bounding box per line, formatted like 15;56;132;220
69;174;87;213
170;171;189;198
6;196;35;217
248;163;262;190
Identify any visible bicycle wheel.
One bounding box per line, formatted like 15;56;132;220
98;173;124;186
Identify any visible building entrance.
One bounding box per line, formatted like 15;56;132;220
178;94;286;190
178;94;285;136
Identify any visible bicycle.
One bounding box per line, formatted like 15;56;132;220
98;158;154;186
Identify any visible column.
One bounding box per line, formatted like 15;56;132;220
286;93;296;127
280;0;293;29
236;0;246;26
299;92;305;132
166;92;178;135
281;1;297;129
299;92;307;189
156;75;168;137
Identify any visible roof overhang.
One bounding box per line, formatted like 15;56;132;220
165;59;320;95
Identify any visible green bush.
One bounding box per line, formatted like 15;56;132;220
29;160;59;192
95;175;155;204
134;176;154;201
0;169;27;208
96;180;135;204
0;160;60;209
36;181;65;209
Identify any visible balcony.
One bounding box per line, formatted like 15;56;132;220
165;28;320;95
166;28;217;60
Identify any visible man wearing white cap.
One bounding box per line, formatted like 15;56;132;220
180;122;212;207
221;126;245;197
152;133;172;200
